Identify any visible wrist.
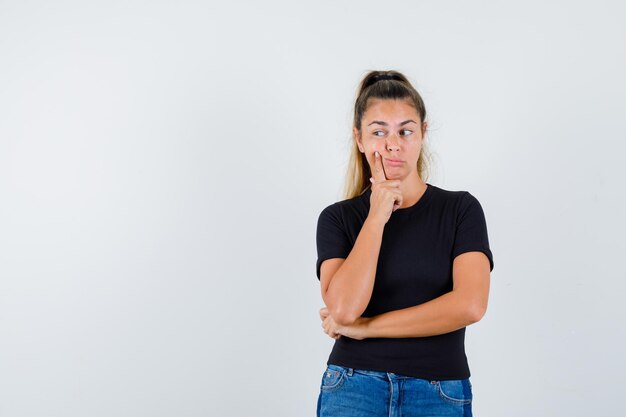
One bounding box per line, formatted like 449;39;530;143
359;316;374;338
364;216;386;231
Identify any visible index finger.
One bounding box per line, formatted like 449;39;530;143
372;151;387;182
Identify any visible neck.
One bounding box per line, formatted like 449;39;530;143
397;174;427;209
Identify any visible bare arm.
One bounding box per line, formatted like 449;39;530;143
360;251;491;338
320;217;385;326
320;251;491;340
320;151;403;327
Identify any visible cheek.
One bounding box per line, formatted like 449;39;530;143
362;143;381;158
363;141;379;149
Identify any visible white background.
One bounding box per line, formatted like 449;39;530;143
1;1;624;416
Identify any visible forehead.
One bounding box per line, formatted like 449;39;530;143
363;98;419;123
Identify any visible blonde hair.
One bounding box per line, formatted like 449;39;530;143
342;70;432;200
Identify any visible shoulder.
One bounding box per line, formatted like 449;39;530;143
317;191;369;222
427;183;477;206
427;184;486;219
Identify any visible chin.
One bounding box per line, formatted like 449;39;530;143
386;172;405;180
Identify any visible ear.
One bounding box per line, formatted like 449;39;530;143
353;127;363;152
421;121;428;137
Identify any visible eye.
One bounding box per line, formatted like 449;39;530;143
400;129;413;136
372;130;385;137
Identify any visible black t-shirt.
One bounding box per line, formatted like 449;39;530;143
315;183;494;380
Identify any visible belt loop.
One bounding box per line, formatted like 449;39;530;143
346;367;353;376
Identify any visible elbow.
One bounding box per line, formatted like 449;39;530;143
331;306;359;327
466;302;487;324
334;313;358;327
323;292;360;326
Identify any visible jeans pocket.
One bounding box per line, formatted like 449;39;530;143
320;365;348;392
436;379;473;405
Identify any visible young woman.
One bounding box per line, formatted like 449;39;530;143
315;70;494;417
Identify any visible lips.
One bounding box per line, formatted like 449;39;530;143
385;158;404;167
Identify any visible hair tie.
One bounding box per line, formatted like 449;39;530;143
364;73;402;89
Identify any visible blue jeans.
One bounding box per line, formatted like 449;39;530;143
317;364;473;417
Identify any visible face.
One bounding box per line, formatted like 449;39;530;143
354;99;427;181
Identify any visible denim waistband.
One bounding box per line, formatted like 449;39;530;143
327;364;422;381
326;363;467;383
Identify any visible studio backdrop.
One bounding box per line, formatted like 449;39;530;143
0;1;624;416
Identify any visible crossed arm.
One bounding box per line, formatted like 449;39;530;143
319;251;491;340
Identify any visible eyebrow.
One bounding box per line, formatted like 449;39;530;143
367;119;417;127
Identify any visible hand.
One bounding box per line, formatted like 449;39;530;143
319;306;370;341
368;151;403;224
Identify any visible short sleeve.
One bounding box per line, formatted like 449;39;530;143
451;192;494;272
315;204;353;280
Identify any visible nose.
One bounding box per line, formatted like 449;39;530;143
386;132;400;151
